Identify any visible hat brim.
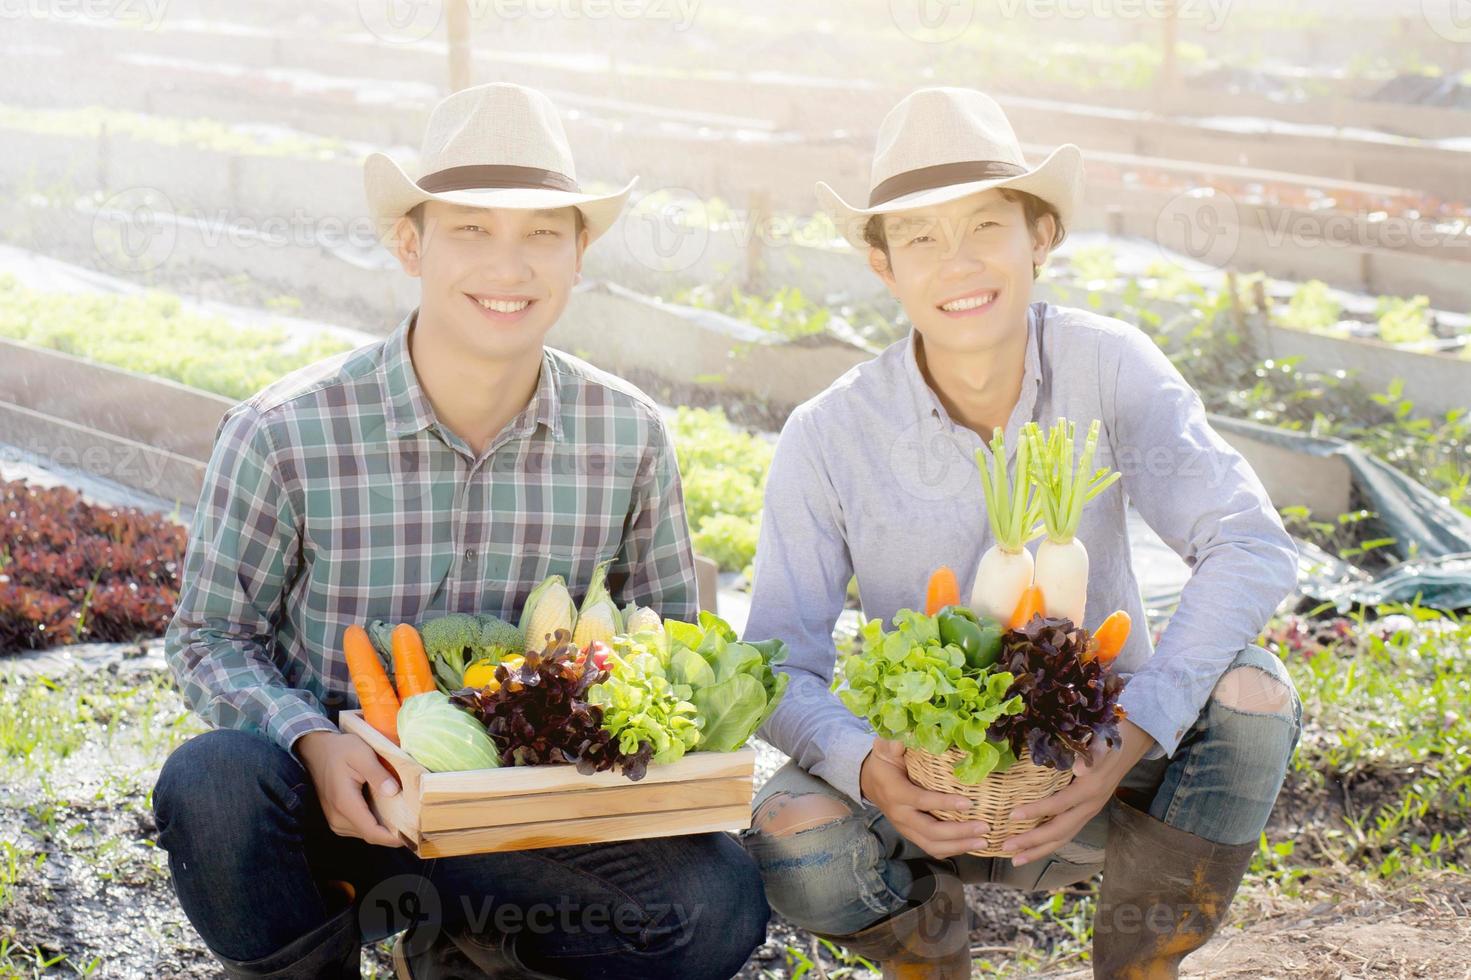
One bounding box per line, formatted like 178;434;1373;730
364;152;637;247
815;143;1084;250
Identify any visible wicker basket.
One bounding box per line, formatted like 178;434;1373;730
904;746;1074;857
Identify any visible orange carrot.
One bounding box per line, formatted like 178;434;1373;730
1007;584;1045;630
925;566;961;616
344;625;399;743
1093;611;1132;665
391;623;436;700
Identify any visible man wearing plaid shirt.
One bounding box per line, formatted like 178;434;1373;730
151;83;769;980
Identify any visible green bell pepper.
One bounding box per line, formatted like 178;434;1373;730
936;606;1003;671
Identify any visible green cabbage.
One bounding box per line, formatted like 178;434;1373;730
396;691;502;773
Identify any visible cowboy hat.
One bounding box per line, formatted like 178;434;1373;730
364;82;636;245
816;87;1084;250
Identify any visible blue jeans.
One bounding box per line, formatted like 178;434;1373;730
152;728;769;979
740;644;1303;937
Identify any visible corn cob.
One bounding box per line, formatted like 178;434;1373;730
572;561;623;648
519;575;576;649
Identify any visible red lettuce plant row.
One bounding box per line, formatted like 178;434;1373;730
1;477;185;651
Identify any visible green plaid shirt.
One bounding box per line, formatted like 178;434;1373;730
164;310;698;755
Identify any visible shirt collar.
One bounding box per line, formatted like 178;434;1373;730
902;302;1043;436
380;308;565;443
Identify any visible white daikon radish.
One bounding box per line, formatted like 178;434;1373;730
1024;418;1121;627
969;427;1044;624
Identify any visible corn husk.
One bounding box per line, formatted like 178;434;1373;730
519;574;576;649
573;561;623;648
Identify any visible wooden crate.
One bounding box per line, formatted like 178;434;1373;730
340;710;756;858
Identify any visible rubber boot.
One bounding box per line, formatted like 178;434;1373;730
1092;796;1257;979
809;861;972;980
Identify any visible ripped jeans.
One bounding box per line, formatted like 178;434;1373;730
739;644;1303;937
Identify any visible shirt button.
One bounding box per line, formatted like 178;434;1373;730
464;548;476;561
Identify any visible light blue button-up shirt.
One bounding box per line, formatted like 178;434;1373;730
745;301;1299;804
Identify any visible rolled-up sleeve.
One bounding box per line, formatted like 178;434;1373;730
1104;327;1299;759
164;406;336;757
743;407;875;805
612;414;699;625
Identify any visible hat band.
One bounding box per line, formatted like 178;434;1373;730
416;164;581;195
868;160;1028;207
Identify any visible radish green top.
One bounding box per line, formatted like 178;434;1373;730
1026;418;1122;544
974;428;1044;553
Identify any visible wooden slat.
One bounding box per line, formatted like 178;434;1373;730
341;711;425;847
416;804;754;858
419;776;752;833
419;746;755;803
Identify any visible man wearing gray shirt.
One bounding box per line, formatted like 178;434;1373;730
739;88;1302;979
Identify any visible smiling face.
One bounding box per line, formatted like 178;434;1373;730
393;199;588;362
868;188;1059;359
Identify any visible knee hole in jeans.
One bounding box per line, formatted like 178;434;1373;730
1210;664;1293;716
752;791;853;837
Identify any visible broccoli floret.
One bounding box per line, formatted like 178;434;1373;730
476;614;524;658
418;613;482;693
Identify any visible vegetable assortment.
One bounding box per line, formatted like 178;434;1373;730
841;415;1133;783
341;577;788;781
838;609;1024;783
449;630;639;778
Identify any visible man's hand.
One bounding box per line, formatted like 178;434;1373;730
860;737;991;859
999;719;1156;866
297;730;404;848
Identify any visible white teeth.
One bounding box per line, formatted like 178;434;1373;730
941;291;996;312
477;298;531;313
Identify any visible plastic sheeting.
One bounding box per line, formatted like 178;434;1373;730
1211;416;1471;613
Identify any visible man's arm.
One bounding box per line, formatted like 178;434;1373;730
165;406;336;759
610;414;700;624
743;408;876;805
1105;327;1299;760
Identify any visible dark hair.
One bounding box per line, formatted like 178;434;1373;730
862;187;1066;280
406;203;585;236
